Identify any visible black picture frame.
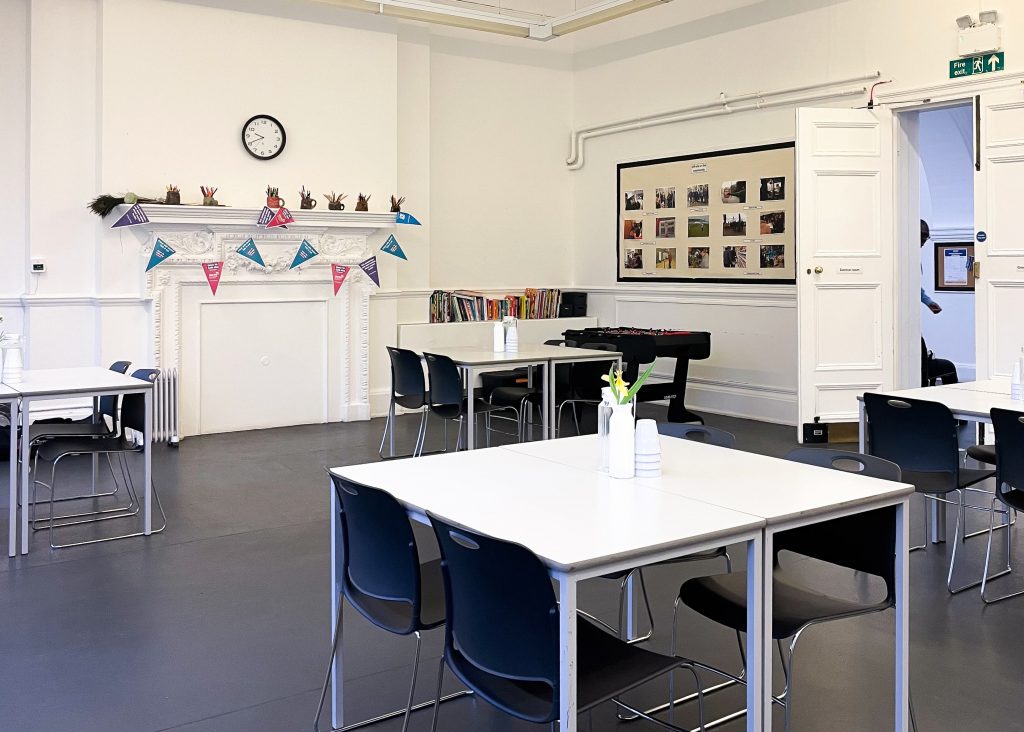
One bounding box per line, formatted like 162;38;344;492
616;141;796;285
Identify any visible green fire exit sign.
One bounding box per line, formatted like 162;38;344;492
950;52;1005;78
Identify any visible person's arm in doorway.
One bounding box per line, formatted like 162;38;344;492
921;287;942;314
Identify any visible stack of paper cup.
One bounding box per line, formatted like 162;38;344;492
634;419;661;478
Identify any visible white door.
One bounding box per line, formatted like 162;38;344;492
796;107;895;438
975;86;1024;378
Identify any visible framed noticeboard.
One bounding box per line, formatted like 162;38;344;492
617;141;796;284
934;243;975;291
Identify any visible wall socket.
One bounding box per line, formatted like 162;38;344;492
31;259;46;274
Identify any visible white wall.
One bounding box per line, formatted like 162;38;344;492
918;104;976;380
569;0;1021;423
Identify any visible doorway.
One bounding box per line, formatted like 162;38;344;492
897;101;977;387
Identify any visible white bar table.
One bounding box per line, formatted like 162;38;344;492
505;435;914;731
857;383;1021;543
1;384;19;557
427;345;621;448
10;368;154;555
329;447;766;732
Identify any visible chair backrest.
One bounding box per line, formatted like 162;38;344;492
331;475;423;635
658;422;736;448
863;392;960;477
386;347;426;402
98;361;133;424
992;408;1024;508
781;447;900;603
569;342;619;401
430;513;559;721
120;369;159;435
423;352;463;409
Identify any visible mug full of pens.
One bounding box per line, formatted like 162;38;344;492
201;186;218;206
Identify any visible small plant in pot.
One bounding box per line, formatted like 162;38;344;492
390;195;405;213
355;193;371;212
165;184;180;205
200;186;218;206
266;186;284;208
325;191;347;211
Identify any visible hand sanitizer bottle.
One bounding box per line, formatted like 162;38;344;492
492;321;505;352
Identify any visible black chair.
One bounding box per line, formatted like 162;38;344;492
557;342;619;436
314;475;470;732
489;339;571;441
421;352;518;454
27;360;134;521
658;423;735;448
426;513;704;732
863;393;997;593
980;408;1024;604
379;347;429;459
33;369;167;549
967;443;997;465
675;449;906;731
595;422;737;648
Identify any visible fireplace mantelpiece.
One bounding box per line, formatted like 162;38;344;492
116;205;394;435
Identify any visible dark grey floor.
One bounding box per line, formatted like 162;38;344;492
1;406;1023;731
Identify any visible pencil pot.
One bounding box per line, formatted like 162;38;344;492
202;196;217;206
607;402;636;479
165;191;180;205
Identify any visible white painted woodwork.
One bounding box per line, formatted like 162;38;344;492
796;107;895;434
975;86;1024;379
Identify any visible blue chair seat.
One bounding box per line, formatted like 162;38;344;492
902;466;993;494
967;443;997;465
346;558;447;634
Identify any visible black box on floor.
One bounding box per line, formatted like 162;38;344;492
561;291;587;317
802;421;829;444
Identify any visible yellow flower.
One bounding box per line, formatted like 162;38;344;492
614;370;629;393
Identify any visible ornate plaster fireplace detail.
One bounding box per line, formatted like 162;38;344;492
121;205;394;436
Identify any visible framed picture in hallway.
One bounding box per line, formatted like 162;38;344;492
616;141;795;283
934;242;975;291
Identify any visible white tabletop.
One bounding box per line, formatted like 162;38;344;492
4;367;153;398
428;345;621;367
858;382;1023;420
0;384;18;399
946;378;1011;395
503;435;914;526
331;447;763;572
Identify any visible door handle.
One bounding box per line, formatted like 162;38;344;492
973;261;981;279
813;266;823;274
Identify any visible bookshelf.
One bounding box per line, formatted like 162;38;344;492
429;288;562;323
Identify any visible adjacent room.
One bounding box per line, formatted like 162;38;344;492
2;1;1023;730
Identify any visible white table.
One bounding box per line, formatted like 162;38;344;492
6;368;154;555
857;383;1021;543
429;345;622;449
329;447;766;731
505;435;914;730
1;385;18;557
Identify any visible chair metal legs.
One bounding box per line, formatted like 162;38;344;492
316;600;471;732
980;497;1024;604
380;402;429;460
947;489;1012;594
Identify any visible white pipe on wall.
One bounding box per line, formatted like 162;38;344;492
565;71;881;170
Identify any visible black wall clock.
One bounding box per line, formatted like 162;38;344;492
242;114;286;160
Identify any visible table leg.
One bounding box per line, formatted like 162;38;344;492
143;388;153;535
858;400;867;452
625;574;637;640
91;396;100;495
8;399;18;557
541;363;549;440
466;366;476;450
749;533;766;731
548;361;557;439
557;572;578;731
331;480;345;728
895;498;910;731
19;396;31;555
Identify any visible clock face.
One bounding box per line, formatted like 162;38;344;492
242;115;286;160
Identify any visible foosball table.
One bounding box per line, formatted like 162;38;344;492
562;327;711;423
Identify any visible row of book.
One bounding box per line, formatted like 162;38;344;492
429;289;562;323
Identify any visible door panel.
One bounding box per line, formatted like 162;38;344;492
797;107;894;434
975;87;1024;377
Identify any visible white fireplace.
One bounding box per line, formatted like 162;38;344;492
121;205;393;437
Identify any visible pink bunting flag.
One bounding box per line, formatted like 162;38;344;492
332;264;351;295
202;261;224;295
266;207;294;229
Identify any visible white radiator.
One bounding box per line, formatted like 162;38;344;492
154;367;180;446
